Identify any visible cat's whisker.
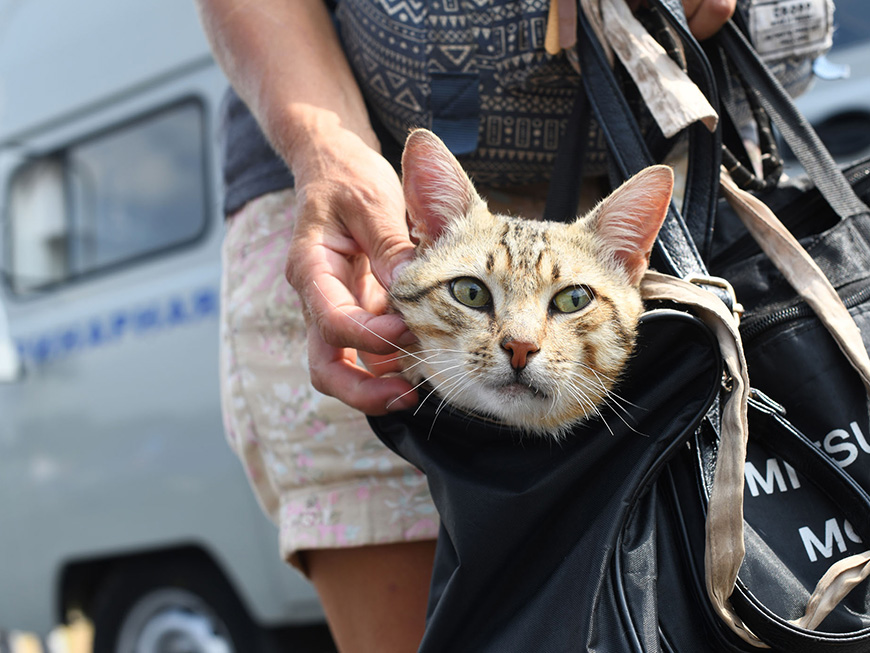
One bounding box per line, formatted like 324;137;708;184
384;351;455;375
372;348;457;367
414;366;471;416
311;280;427;364
427;373;477;439
572;373;635;430
565;367;641;422
562;382;599;421
566;372;644;436
594;407;616;437
565;371;627;419
431;374;482;437
566;382;615;436
585;367;645;413
437;373;477;415
385;374;444;410
435;369;476;407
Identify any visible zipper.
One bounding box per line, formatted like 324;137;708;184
713;161;870;270
780;162;870;236
741;282;870;343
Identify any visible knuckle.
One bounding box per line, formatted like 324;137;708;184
285;247;304;288
708;0;736;20
372;232;414;276
308;367;328;394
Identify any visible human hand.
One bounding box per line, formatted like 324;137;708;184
285;122;419;415
682;0;736;40
627;0;736;40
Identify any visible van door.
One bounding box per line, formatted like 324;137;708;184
0;98;305;635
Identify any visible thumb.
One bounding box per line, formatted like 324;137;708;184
348;176;416;288
369;231;416;289
339;150;416;289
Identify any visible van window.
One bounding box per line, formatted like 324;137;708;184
5;102;207;294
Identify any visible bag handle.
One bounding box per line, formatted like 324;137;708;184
653;3;870;222
568;2;712;279
714;22;868;221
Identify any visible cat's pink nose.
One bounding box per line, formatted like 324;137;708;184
502;339;540;370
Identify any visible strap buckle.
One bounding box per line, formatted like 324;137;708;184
684;274;745;323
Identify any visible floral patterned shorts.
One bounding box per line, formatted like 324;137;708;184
219;189;438;572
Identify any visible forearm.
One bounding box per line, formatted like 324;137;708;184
194;0;379;166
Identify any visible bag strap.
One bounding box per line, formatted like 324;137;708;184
719;171;870;393
640;270;758;645
691;17;868;221
570;3;711;279
651;1;869;222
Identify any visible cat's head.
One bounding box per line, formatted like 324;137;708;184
391;128;673;436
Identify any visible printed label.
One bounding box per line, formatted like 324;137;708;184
749;0;833;61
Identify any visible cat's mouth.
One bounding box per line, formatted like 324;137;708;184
496;381;549;400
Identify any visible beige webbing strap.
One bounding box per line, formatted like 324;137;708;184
639;172;870;647
641;271;764;647
720;169;870;634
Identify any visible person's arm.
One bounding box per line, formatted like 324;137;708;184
195;0;736;416
195;0;419;415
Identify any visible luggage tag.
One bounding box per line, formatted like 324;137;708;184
749;0;834;62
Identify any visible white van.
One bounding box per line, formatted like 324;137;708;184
0;1;330;651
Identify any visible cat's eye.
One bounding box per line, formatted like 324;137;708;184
450;277;492;309
552;285;593;313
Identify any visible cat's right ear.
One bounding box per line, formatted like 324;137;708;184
587;165;674;285
402;129;483;248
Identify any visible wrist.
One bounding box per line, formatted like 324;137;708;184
275;102;381;172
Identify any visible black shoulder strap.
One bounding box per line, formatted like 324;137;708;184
556;2;714;280
714;22;869;221
542;87;590;224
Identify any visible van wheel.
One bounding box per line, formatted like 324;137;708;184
91;561;262;653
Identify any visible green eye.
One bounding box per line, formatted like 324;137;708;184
552;286;593;313
450;277;492;309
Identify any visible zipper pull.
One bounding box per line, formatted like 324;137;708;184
748;387;787;416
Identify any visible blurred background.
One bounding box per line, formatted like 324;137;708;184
0;0;334;651
0;0;867;651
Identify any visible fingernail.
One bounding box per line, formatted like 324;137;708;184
398;330;419;346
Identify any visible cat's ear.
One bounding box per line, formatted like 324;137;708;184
587;165;673;285
402;128;484;248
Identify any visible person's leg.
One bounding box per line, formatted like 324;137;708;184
220;189;439;651
302;540;436;653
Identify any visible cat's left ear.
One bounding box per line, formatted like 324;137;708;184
402;129;485;248
587;165;674;285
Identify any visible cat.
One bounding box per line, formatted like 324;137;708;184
390;129;673;436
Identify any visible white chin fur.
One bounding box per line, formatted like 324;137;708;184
414;360;591;438
452;384;584;438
